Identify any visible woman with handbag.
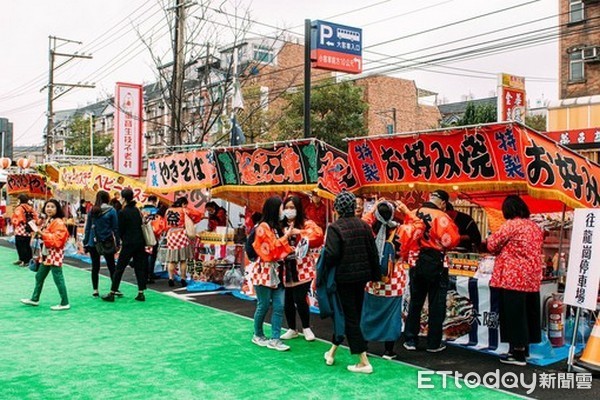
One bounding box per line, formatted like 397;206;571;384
279;195;323;342
83;191;120;297
163;197;202;287
21;199;71;311
251;196;300;352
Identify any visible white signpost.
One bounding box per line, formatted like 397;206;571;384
564;209;600;372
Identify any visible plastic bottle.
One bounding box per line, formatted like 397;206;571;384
558;252;567;284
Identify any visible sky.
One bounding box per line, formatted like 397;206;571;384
0;0;559;146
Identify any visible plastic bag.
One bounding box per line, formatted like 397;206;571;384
223;266;244;289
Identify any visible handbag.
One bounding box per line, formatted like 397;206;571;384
92;217;117;255
29;238;41;272
139;209;157;247
184;212;196;240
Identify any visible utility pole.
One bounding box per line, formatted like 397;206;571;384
42;36;94;159
170;0;188;149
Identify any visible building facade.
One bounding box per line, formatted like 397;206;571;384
0;117;14;159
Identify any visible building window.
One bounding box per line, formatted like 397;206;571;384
569;1;584;23
253;45;274;64
569;50;584;81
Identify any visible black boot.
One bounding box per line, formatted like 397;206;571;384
135;292;146;302
101;292;115;302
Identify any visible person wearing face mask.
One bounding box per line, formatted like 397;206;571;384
279;195;324;342
204;201;227;232
251;196;301;351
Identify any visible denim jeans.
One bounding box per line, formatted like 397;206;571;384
254;284;285;339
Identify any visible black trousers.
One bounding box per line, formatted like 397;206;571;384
111;243;147;292
147;243;159;280
498;288;541;349
15;235;32;263
404;249;448;349
89;247;116;291
333;280;368;354
284;281;311;330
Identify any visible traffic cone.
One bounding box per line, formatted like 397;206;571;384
578;315;600;372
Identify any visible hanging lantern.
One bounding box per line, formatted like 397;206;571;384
17;158;32;169
0;157;11;169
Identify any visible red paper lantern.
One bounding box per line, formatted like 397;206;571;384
17;158;32;169
0;157;11;169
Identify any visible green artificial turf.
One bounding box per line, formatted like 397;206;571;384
0;246;518;399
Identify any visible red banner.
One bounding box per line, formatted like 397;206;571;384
545;127;600;146
7;174;53;198
146;150;217;193
347;123;600;209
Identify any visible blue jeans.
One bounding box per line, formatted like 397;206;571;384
254;284;285;339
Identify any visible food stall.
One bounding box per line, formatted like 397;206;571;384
211;139;357;298
346;121;600;365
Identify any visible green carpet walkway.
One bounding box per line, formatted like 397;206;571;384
0;246;518;399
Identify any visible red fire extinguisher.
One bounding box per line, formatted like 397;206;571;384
547;293;565;347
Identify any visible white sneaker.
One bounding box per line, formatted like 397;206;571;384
267;339;290;352
347;364;373;374
50;304;71;311
324;351;335;366
20;299;39;306
303;328;316;341
251;335;269;347
280;329;299;340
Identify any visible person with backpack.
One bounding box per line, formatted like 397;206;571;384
83;191;120;298
21;199;70;310
11;194;38;267
244;212;262;263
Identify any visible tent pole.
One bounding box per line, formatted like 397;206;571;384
567;306;581;372
557;203;567;280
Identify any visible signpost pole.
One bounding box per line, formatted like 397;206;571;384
567;306;581;372
304;19;311;138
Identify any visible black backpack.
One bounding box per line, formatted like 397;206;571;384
24;209;35;233
245;227;258;262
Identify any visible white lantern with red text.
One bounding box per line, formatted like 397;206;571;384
17;158;32;170
0;157;11;169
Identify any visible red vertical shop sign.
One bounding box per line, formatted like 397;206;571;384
114;82;143;177
497;73;526;123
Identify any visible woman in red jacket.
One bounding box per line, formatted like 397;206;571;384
21;199;71;311
486;195;544;366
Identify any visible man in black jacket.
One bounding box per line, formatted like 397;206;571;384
102;188;148;302
322;191;381;374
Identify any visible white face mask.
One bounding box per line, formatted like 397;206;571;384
283;209;297;220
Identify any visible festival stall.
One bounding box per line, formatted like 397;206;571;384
57;164;149;257
346;121;600;365
211;139;357;298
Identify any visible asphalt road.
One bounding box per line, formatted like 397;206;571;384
3;241;597;399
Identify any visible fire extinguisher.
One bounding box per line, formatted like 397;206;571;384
546;293;565;347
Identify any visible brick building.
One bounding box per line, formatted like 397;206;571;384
547;0;600;161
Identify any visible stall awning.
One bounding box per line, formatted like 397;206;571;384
347;122;600;210
58;165;147;201
211;139;357;210
7;173;53;199
145;150;218;194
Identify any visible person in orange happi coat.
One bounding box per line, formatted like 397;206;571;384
279;195;324;342
11;194;39;266
163;197;203;288
397;190;460;353
21;199;71;310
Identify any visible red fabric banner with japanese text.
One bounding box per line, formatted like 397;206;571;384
145;150;218;193
7;173;53;198
347;123;600;209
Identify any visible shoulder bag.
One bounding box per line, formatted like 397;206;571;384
93;215;117;255
183;211;196;240
139;209;157;247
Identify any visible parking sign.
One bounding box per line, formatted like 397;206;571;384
311;20;362;74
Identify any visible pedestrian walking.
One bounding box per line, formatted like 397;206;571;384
11;194;38;266
21;199;70;310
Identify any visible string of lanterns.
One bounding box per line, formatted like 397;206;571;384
0;158;33;170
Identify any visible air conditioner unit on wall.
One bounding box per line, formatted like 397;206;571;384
582;46;600;62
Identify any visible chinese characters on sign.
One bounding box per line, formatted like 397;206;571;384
347;125;600;209
146;151;217;191
564;209;600;311
114;82;143;177
311;20;362;74
497;73;526;123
